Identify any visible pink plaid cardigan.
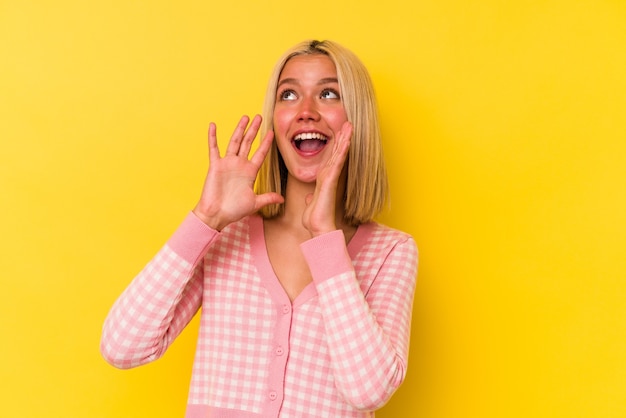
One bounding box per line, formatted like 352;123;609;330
101;212;418;417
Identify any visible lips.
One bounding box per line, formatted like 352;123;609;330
292;132;328;154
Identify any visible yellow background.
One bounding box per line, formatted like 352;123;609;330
1;0;625;417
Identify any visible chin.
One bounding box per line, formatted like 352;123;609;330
288;167;320;184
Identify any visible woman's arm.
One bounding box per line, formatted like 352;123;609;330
100;213;219;369
101;115;282;368
301;230;418;410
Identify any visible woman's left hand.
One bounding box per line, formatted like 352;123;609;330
302;121;352;237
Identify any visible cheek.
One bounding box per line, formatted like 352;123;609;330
272;110;290;137
272;114;291;153
329;110;348;130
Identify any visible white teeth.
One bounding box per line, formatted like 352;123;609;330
294;132;327;141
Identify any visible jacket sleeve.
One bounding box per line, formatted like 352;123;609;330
100;212;220;369
300;229;418;410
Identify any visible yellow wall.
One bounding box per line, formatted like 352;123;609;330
1;1;625;417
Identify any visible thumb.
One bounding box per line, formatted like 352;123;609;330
254;192;285;211
304;193;314;206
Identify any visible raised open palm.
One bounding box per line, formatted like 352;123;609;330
193;115;284;231
302;121;352;237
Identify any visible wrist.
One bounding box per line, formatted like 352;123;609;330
192;207;226;231
307;225;338;239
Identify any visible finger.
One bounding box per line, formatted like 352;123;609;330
225;115;250;156
250;130;274;168
338;121;353;153
254;192;285;211
238;114;263;158
331;121;352;168
324;121;352;172
208;122;220;164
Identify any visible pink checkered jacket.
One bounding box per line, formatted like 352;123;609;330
101;212;418;417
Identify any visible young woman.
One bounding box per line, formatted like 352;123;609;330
101;39;418;418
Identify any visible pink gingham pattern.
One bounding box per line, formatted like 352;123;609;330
101;212;418;417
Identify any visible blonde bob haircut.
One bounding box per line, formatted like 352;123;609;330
256;39;388;226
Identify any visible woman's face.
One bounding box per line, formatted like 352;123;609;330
273;54;348;184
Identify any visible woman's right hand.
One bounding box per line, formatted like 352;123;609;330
192;115;284;231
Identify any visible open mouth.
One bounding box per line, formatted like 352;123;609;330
293;132;328;153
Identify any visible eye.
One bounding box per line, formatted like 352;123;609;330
278;89;297;101
320;88;340;100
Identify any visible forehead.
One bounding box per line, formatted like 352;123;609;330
278;54;338;82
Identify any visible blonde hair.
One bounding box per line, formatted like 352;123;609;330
256;40;388;225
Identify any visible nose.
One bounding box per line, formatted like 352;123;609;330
297;96;320;121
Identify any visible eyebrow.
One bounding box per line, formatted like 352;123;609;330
277;77;339;88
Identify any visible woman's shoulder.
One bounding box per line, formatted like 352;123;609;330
351;221;417;259
361;221;414;244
